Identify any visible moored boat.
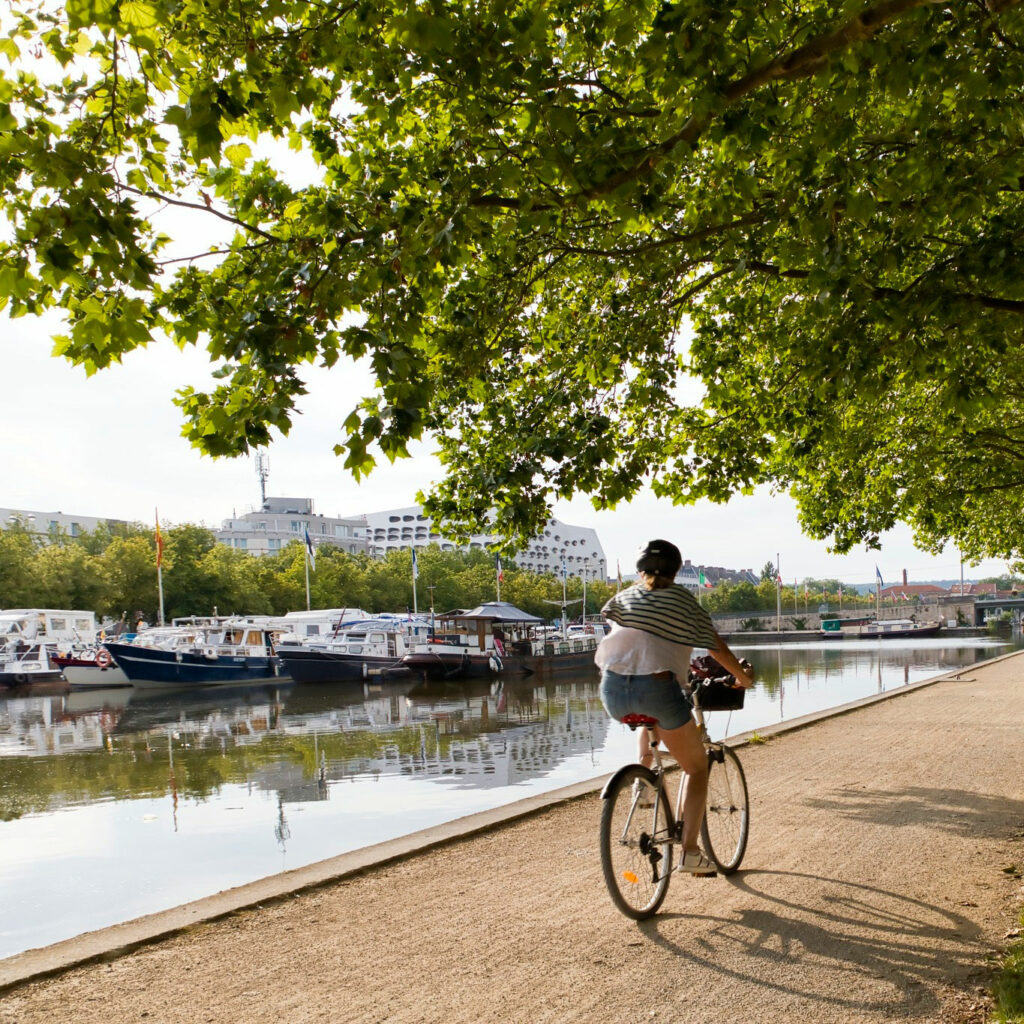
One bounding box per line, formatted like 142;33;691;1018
105;619;285;688
821;616;943;639
276;618;431;683
0;609;97;686
401;602;605;679
51;649;131;688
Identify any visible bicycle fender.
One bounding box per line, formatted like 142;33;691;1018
600;764;657;800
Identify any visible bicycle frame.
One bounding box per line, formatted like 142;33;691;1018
631;697;720;848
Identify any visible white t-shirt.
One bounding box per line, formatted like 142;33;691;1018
594;623;693;680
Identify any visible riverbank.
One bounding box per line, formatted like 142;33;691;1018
719;626;992;645
2;650;1023;1022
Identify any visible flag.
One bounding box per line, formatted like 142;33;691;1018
304;528;316;571
561;556;567;580
154;510;164;568
838;583;843;597
698;570;712;589
495;554;504;583
776;573;782;585
410;545;419;579
875;565;884;588
804;582;809;598
616;560;622;587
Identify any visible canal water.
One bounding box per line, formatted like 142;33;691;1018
0;635;1018;959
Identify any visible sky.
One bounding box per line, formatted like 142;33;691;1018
3;307;1009;589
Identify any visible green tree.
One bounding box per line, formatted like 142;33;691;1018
29;542;109;613
0;525;41;607
6;1;1024;560
98;535;159;620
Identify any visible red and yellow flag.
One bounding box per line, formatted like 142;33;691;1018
155;510;165;568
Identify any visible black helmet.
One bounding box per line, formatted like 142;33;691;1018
636;539;682;578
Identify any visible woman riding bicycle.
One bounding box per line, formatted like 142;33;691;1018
596;539;755;874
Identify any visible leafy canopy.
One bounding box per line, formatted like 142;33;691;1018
3;0;1024;559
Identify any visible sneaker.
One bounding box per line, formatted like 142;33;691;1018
677;850;717;876
631;779;655;808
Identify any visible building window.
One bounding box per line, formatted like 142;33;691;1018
236;538;247;550
268;538;281;551
70;522;81;537
290;520;302;532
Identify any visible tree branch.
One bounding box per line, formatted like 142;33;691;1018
119;184;279;241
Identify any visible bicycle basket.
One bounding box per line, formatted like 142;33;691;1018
694;678;745;711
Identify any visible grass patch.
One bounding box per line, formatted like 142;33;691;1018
993;911;1024;1023
748;732;768;745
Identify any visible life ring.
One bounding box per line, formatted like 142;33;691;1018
488;654;503;673
493;637;505;657
96;649;112;669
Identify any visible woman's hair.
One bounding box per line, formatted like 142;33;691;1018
635;539;682;579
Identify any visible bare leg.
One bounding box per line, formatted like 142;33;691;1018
637;726;658;768
655;719;708;853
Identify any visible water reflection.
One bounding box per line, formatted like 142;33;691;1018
0;635;1018;958
0;676;613;823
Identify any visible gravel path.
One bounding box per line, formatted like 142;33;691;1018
2;654;1023;1024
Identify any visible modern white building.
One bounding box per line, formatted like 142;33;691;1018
0;507;128;538
361;505;607;580
216;497;368;556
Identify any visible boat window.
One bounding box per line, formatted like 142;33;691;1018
75;618;93;631
49;618;67;631
348;645;363;654
369;633;386;643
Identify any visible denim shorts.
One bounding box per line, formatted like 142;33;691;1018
599;669;694;730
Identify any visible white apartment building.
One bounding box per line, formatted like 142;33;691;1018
216;497;368;556
0;507;128;538
362;505;607;580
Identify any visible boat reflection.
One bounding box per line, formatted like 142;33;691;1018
0;672;610;818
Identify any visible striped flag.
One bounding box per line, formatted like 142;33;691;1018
304;528;316;571
411;545;419;579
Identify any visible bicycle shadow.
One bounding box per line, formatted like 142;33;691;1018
635;869;988;1018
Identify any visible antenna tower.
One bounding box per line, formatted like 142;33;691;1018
255;450;270;507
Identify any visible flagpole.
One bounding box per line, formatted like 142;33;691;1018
155;508;165;627
304;544;311;611
776;552;781;633
411;546;419;614
496;555;501;603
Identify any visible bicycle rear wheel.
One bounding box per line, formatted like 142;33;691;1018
600;765;674;919
700;745;749;873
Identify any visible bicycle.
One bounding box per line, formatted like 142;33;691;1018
599;671;750;920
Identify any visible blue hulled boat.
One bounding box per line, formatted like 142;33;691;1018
106;620;286;688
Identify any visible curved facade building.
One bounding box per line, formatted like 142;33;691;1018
363;506;607;581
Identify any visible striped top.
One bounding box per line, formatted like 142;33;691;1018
600;583;718;648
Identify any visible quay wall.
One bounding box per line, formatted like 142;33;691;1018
709;597;976;635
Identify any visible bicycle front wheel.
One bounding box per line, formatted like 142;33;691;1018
701;745;749;873
600;765;674;920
